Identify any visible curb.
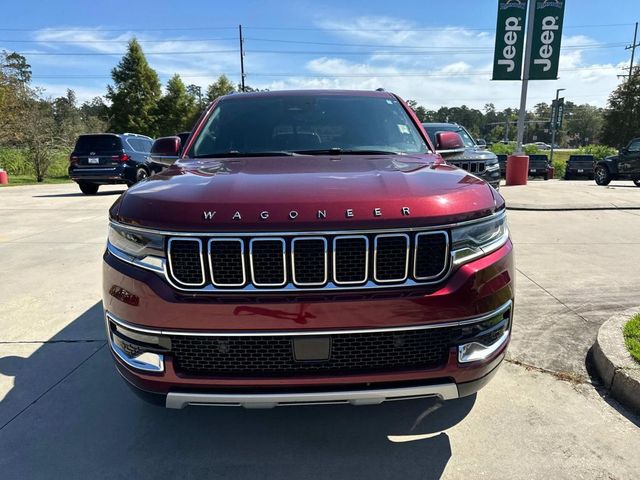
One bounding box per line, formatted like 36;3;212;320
506;204;640;211
592;308;640;414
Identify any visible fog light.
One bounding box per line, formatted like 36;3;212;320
106;313;168;373
458;330;509;363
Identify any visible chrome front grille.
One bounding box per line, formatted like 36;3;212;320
166;230;449;292
455;161;486;174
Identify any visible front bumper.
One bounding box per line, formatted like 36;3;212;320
103;240;514;408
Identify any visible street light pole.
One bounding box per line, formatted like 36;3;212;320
549;88;565;166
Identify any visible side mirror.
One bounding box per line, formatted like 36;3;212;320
150;136;181;166
435;131;465;152
621;147;628;155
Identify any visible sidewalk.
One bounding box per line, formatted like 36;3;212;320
499;179;640;210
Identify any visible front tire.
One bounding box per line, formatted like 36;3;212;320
594;166;611;186
78;182;99;195
128;167;149;188
633;179;640;187
135;167;148;183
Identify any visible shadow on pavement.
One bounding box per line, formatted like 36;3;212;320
33;189;126;198
0;302;476;479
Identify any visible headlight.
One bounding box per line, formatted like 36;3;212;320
451;212;509;265
108;223;165;271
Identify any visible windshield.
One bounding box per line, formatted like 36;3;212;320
422;124;476;149
189;94;429;158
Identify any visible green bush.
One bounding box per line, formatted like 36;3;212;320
552;158;566;179
576;144;617;161
0;147;70;178
489;142;540;155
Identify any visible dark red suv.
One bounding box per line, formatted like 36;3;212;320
103;90;514;409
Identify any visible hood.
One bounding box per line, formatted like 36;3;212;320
111;154;500;232
440;148;498;163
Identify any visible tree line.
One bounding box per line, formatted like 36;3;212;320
1;37;639;182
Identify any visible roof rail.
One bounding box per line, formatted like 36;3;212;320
375;87;385;92
122;132;152;139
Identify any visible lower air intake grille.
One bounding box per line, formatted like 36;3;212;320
170;327;453;377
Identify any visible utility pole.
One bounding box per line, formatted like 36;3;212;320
626;22;639;81
239;24;246;92
515;0;537;154
549;88;565;166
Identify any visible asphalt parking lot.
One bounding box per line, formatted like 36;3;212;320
1;180;640;479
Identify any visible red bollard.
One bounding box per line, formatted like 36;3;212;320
505;155;529;186
0;170;8;185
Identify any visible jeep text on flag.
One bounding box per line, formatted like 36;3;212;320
492;0;528;80
529;0;566;80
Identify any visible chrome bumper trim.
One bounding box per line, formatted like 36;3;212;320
165;383;460;409
105;300;512;337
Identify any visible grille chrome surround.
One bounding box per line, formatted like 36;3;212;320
413;231;449;281
208;238;246;287
165;230;450;292
373;233;410;283
333;235;369;285
291;237;328;287
249;238;287;287
166;238;206;287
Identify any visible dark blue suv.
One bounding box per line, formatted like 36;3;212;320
69;133;158;194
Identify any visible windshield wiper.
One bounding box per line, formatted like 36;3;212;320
191;151;301;158
293;148;400;156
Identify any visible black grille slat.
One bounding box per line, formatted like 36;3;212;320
168;240;204;285
171;328;451;377
251;239;286;286
414;233;448;279
375;235;408;282
334;237;368;284
293;239;327;285
209;240;244;286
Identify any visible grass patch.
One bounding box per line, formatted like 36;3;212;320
623;313;640;363
0;175;72;187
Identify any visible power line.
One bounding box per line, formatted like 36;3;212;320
12;43;626;57
0;37;238;43
29;66;622;80
0;22;633;34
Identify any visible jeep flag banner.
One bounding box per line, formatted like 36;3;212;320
492;0;528;80
529;1;566;79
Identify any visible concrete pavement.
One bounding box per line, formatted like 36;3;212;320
500;179;640;210
1;182;640;479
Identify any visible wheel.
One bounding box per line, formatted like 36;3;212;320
128;167;149;187
594;166;611;186
564;172;571;181
634;179;640;187
134;167;148;183
78;182;99;195
543;173;549;181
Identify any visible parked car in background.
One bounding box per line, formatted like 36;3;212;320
68;133;157;194
564;155;595;180
104;89;514;409
530;142;551;150
422;122;500;189
528;154;551;180
594;138;640;186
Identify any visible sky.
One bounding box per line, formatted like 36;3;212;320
1;0;638;110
